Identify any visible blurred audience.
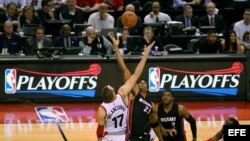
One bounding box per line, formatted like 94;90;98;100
194;30;222;53
78;26;113;56
26;0;42;10
116;4;142;35
54;24;78;47
0;21;23;54
25;26;53;55
234;9;250;50
117;28;135;55
76;0;100;12
0;3;19;28
59;0;86;24
200;2;226;33
138;26;163;55
102;0;124;11
173;0;201;9
221;30;243;54
175;5;200;34
124;0;153;11
17;6;41;31
144;1;171;23
0;0;27;11
88;3;114;30
37;0;57;25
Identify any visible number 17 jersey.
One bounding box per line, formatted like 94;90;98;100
101;94;128;133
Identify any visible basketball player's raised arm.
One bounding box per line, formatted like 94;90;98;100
118;41;155;97
109;32;139;95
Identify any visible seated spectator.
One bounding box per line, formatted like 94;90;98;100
25;26;53;55
158;0;174;10
54;24;78;47
173;0;201;9
124;0;152;11
102;0;124;11
87;3;114;30
59;0;86;24
0;3;19;28
117;28;135;55
78;26;112;56
194;30;222;53
116;4;142;35
0;0;27;11
221;30;243;54
175;5;200;34
26;0;42;10
200;2;226;33
17;6;41;31
76;0;100;12
138;26;163;55
37;0;57;25
144;1;171;23
206;117;239;141
234;9;250;50
0;21;23;55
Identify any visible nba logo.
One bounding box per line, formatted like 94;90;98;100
5;69;17;94
35;106;69;123
149;67;161;92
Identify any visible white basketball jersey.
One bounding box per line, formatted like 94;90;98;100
101;94;128;133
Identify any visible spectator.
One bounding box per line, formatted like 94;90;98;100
0;3;18;27
102;0;124;11
78;26;113;56
26;0;42;10
25;26;53;55
37;0;57;25
76;0;100;12
175;4;200;33
173;0;201;9
116;4;142;35
117;28;135;55
200;2;226;33
54;24;78;47
59;0;86;24
0;0;27;11
194;30;223;53
221;30;243;54
234;9;250;50
88;3;114;30
0;21;23;55
124;0;153;11
138;26;163;55
17;6;41;31
144;1;171;23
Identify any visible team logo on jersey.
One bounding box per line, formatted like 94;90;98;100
149;67;161;92
148;62;243;96
4;64;101;98
35;106;69;122
5;69;17;94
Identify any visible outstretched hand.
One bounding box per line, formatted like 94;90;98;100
143;41;155;55
108;32;119;47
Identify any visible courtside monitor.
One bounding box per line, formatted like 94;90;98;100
200;26;216;34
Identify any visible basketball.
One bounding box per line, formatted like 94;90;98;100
121;11;138;28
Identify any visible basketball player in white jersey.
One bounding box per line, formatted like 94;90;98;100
96;37;155;141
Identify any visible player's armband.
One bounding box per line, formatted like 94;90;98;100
150;121;159;128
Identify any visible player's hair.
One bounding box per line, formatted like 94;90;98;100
163;90;174;96
102;86;114;102
228;117;240;125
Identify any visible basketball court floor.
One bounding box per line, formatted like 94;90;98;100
0;101;249;141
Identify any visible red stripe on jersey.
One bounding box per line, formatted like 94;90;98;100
126;99;134;141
